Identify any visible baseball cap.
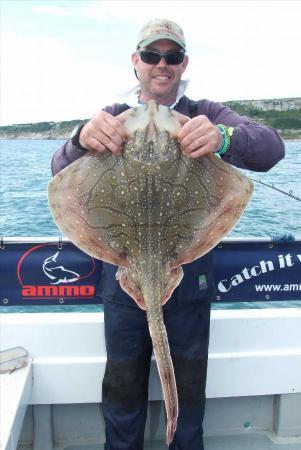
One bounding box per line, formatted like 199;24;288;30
136;18;186;51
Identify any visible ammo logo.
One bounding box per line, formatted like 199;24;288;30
17;243;96;300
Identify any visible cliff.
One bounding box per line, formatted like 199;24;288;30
224;97;301;139
0;98;300;140
0;119;87;140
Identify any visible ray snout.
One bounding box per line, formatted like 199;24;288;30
122;101;182;141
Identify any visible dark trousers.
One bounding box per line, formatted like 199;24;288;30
102;297;211;450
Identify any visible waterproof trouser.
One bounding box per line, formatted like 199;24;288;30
102;297;211;450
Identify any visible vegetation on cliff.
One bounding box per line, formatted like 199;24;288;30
224;99;301;139
0;119;88;140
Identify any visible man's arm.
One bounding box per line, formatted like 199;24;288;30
208;101;285;172
178;99;285;172
51;140;85;175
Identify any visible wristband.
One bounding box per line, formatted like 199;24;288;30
216;124;234;156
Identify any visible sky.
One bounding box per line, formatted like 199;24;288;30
1;0;301;125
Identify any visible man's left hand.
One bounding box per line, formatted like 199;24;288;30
177;115;221;158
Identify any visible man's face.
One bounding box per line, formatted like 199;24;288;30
132;39;188;104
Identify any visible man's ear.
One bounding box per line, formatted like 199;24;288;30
131;52;139;68
182;54;189;72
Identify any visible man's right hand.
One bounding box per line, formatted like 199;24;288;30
78;111;126;155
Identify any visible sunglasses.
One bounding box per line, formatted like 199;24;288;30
138;50;185;65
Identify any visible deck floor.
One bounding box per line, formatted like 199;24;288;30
66;433;301;450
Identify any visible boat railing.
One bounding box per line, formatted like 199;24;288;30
1;235;301;449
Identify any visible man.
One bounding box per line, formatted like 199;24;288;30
52;18;284;450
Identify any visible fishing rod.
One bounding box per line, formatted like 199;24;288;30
251;178;301;203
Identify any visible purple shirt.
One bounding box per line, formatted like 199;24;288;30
51;95;285;175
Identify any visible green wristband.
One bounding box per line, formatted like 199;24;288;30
216;125;234;156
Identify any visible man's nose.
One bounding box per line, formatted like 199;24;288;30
156;56;168;67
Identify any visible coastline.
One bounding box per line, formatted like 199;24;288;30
1;132;300;141
1;135;300;141
1;97;300;141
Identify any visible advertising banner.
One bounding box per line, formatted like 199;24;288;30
1;238;300;306
0;241;102;305
213;239;301;302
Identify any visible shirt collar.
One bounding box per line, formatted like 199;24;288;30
117;79;189;109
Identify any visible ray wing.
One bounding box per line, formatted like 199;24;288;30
48;151;130;267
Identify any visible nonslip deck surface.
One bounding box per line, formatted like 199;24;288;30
65;433;301;450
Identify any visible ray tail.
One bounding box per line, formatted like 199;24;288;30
141;271;178;445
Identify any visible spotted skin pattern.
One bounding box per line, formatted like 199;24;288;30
48;101;253;444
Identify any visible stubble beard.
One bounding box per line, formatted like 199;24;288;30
141;80;179;105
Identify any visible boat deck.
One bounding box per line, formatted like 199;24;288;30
2;309;301;450
65;436;301;450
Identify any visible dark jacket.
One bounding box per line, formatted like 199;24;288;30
52;95;285;175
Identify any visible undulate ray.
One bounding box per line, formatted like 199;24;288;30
48;101;253;444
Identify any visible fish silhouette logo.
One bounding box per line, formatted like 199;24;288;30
42;251;80;285
17;243;98;301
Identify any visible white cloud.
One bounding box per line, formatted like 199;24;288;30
1;0;300;124
59;0;301;102
31;5;71;16
0;32;133;125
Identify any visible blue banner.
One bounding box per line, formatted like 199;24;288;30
0;238;300;306
213;238;301;302
0;241;102;306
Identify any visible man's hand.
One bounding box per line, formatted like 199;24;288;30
79;111;126;155
177;115;221;158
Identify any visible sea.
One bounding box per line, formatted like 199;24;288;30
0;139;301;312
